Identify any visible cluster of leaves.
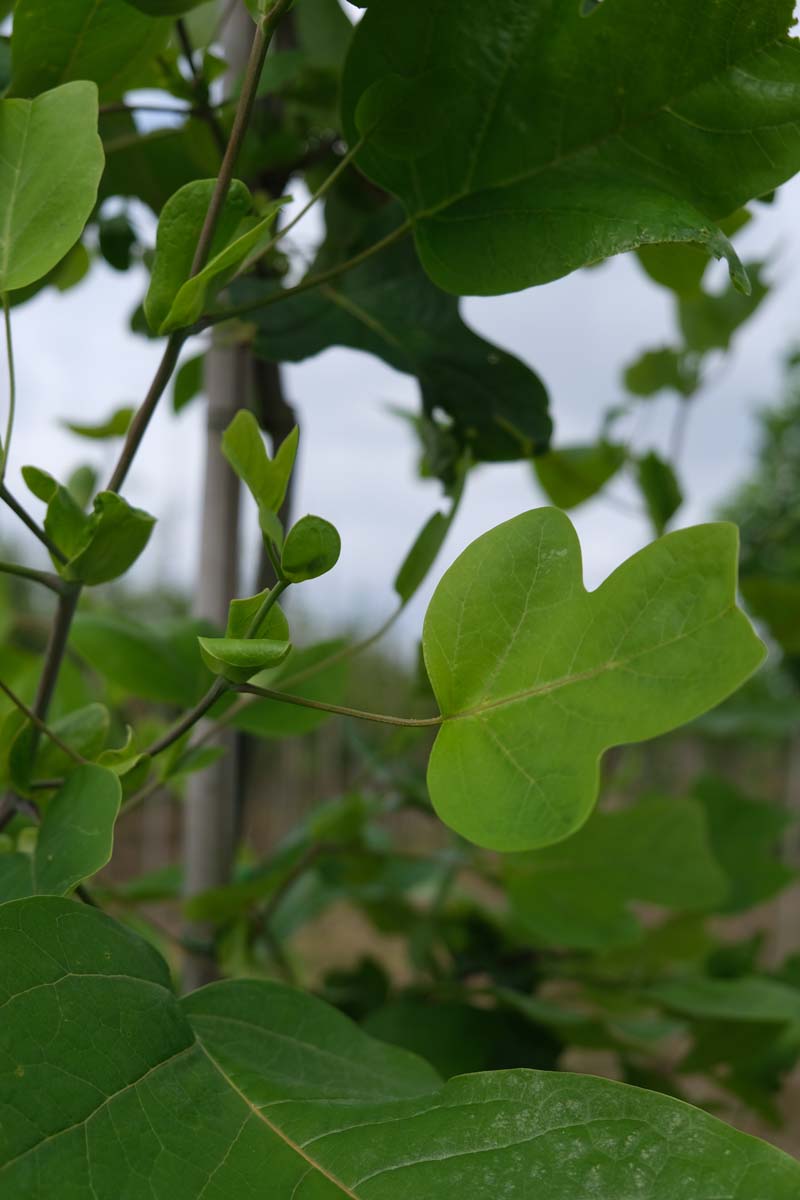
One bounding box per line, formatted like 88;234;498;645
1;0;800;1194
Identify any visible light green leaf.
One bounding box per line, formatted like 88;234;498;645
394;470;466;605
341;1;800;295
221;410;298;515
281;514;341;582
0;767;120;901
423;509;765;850
63;492;156;585
10;0;170;100
63;406;134;441
506;797;728;950
232;639;349;738
144;179;252;334
0;83;104;293
648;976;800;1024
1;898;798;1198
534;443;626;510
161;198;287;333
624;348;699;399
198;636;291;683
71;613;211;707
250;200;552;462
226;588;289;641
637;451;683;536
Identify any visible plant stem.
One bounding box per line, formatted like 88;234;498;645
33;584;80;721
235;683;442;728
0;677;85;764
243;578;289;636
146;677;229;758
106;333;186;493
0;560;65;594
190;0;292;278
1;293;15;487
0;484;67;562
204;219;413;327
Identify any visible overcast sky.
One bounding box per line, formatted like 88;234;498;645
3;63;800;655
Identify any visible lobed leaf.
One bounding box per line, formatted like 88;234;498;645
221;411;298;516
1;897;798;1197
342;0;800;295
423;509;765;850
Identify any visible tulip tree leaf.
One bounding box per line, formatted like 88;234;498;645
160;198;288;334
624;349;699;399
423;509;765;851
144;179;253;334
221;411;298;516
198;636;291;683
506;796;728;950
226;589;290;641
64;406;134;441
71;613;212;707
123;0;206;14
2;898;799;1199
678;263;770;354
281;515;341;582
249;201;551;462
637;451;683;536
0;83;104;293
10;0;170;100
534;443;626;510
0;767;120;902
342;0;800;296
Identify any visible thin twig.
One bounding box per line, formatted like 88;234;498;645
33;585;80;722
1;293;15;486
0;677;86;764
106;333;186;493
0;483;68;563
175;18;228;157
235;683;442;728
0;560;65;594
146;678;228;758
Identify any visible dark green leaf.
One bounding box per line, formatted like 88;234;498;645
173;353;205;413
249;200;551;461
506;797;727;949
98;114;220;215
423;510;764;850
2;898;798;1199
534;442;626;509
10;0;170;100
636;209;752;295
648;976;800;1024
98;212;137;272
341;1;800;295
281;514;341;582
63;406;134;441
0;767;120;901
0;83;104;292
124;0;207;13
679;262;770;353
741;575;800;654
637;451;683;535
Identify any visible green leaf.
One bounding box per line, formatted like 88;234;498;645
636;209;752;295
98;212;137;272
0;767;120;901
144;179;252;334
340;2;800;295
637;451;683;536
123;0;207;14
98;114;220;216
281;514;341;582
679;262;770;353
71;613;211;707
231;639;349;738
506;797;728;950
63;406;134;441
225;588;289;641
221;410;298;516
62;492;156;585
691;776;794;913
534;442;626;510
741;575;800;654
173;353;205;413
160;198;287;333
2;899;799;1199
423;509;765;850
10;0;170;100
0;83;104;293
624;348;699;399
249;200;552;462
198;636;291;683
648;976;800;1024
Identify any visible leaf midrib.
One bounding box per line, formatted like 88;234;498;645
443;603;735;722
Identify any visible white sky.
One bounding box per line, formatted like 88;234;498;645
3;20;800;653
